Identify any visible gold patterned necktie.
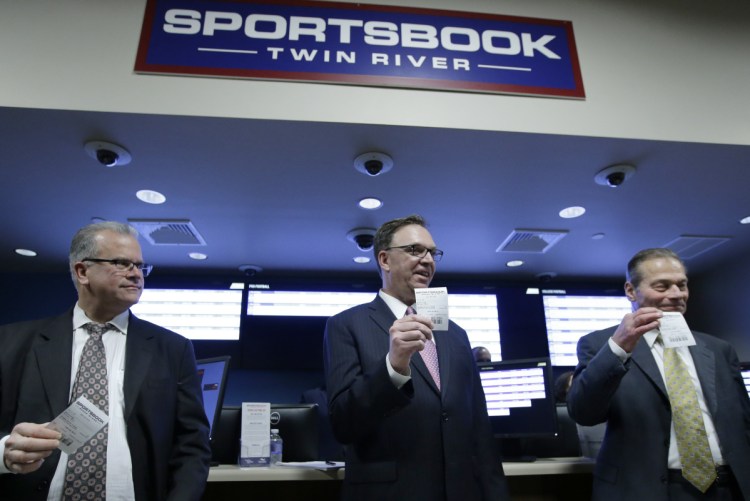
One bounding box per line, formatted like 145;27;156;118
406;306;441;390
63;322;113;501
659;335;716;492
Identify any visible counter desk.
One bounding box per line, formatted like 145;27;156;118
203;457;594;500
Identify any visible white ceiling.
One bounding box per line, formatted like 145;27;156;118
2;105;749;283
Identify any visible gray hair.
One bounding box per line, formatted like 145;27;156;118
626;248;685;287
69;221;138;285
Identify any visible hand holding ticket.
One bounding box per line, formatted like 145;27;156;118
46;396;108;455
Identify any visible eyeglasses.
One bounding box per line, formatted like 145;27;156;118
386;244;444;262
83;258;153;277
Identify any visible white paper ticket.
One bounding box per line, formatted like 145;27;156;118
46;396;108;455
658;311;696;348
414;287;449;331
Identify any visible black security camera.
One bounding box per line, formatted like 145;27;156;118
364;159;384;176
354;233;375;251
96;149;119;167
606;171;626;187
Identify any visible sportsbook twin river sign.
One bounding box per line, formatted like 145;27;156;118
135;0;585;98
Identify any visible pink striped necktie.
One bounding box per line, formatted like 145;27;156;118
406;306;441;390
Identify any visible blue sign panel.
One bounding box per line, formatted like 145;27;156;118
135;0;585;98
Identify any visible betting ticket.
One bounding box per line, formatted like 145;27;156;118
46;396;108;455
414;287;449;331
658;311;696;348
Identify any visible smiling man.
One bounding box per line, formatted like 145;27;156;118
324;215;508;501
568;248;750;501
0;221;211;501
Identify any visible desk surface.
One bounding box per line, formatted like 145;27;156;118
208;457;594;482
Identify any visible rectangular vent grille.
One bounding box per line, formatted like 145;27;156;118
663;235;730;259
496;229;568;253
128;219;206;246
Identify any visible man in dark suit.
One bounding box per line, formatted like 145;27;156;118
324;215;508;501
0;221;211;500
568;248;750;500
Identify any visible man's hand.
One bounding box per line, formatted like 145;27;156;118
3;422;61;474
388;313;434;375
611;307;662;353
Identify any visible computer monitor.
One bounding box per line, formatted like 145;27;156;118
479;357;557;438
196;356;231;441
210;404;319;465
740;361;750;398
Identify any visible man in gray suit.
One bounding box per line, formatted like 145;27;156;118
568;248;750;500
0;221;211;500
324;215;508;501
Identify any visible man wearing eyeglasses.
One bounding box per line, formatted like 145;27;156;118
0;221;211;500
325;215;508;501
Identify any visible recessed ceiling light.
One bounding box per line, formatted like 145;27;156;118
506;260;524;267
559;206;586;219
353;256;371;264
358;197;383;210
740;216;750;225
189;252;207;260
591;232;605;240
15;248;37;257
136;189;166;204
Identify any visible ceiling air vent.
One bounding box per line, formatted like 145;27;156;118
128;219;206;246
496;229;568;253
663;235;730;259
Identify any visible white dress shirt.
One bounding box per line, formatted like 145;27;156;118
608;331;725;468
44;304;135;500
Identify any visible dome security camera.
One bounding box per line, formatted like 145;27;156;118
364;159;384;176
594;164;636;188
84;140;132;167
347;228;377;252
354;152;393;177
96;149;119;167
354;233;375;251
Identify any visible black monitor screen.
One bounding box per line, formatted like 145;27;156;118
196;356;230;440
211;404;319;465
479;357;557;438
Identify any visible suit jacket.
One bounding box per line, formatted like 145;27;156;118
324;296;508;501
567;326;750;501
0;309;211;501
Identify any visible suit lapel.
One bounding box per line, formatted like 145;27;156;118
123;313;155;421
34;312;75;417
631;337;668;399
690;335;717;415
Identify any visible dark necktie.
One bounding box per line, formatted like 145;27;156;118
407;306;441;390
659;336;716;492
63;322;113;501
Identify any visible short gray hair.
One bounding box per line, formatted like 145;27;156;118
626;248;685;287
69;221;138;285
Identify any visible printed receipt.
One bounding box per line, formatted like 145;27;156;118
658;311;696;348
414;287;449;331
46;396;108;455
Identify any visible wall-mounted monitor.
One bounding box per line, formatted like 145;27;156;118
478;357;557;438
131;289;242;340
542;293;631;366
247;289;502;360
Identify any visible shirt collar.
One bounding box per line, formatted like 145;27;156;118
378;290;414;319
73;303;129;334
643;328;660;349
